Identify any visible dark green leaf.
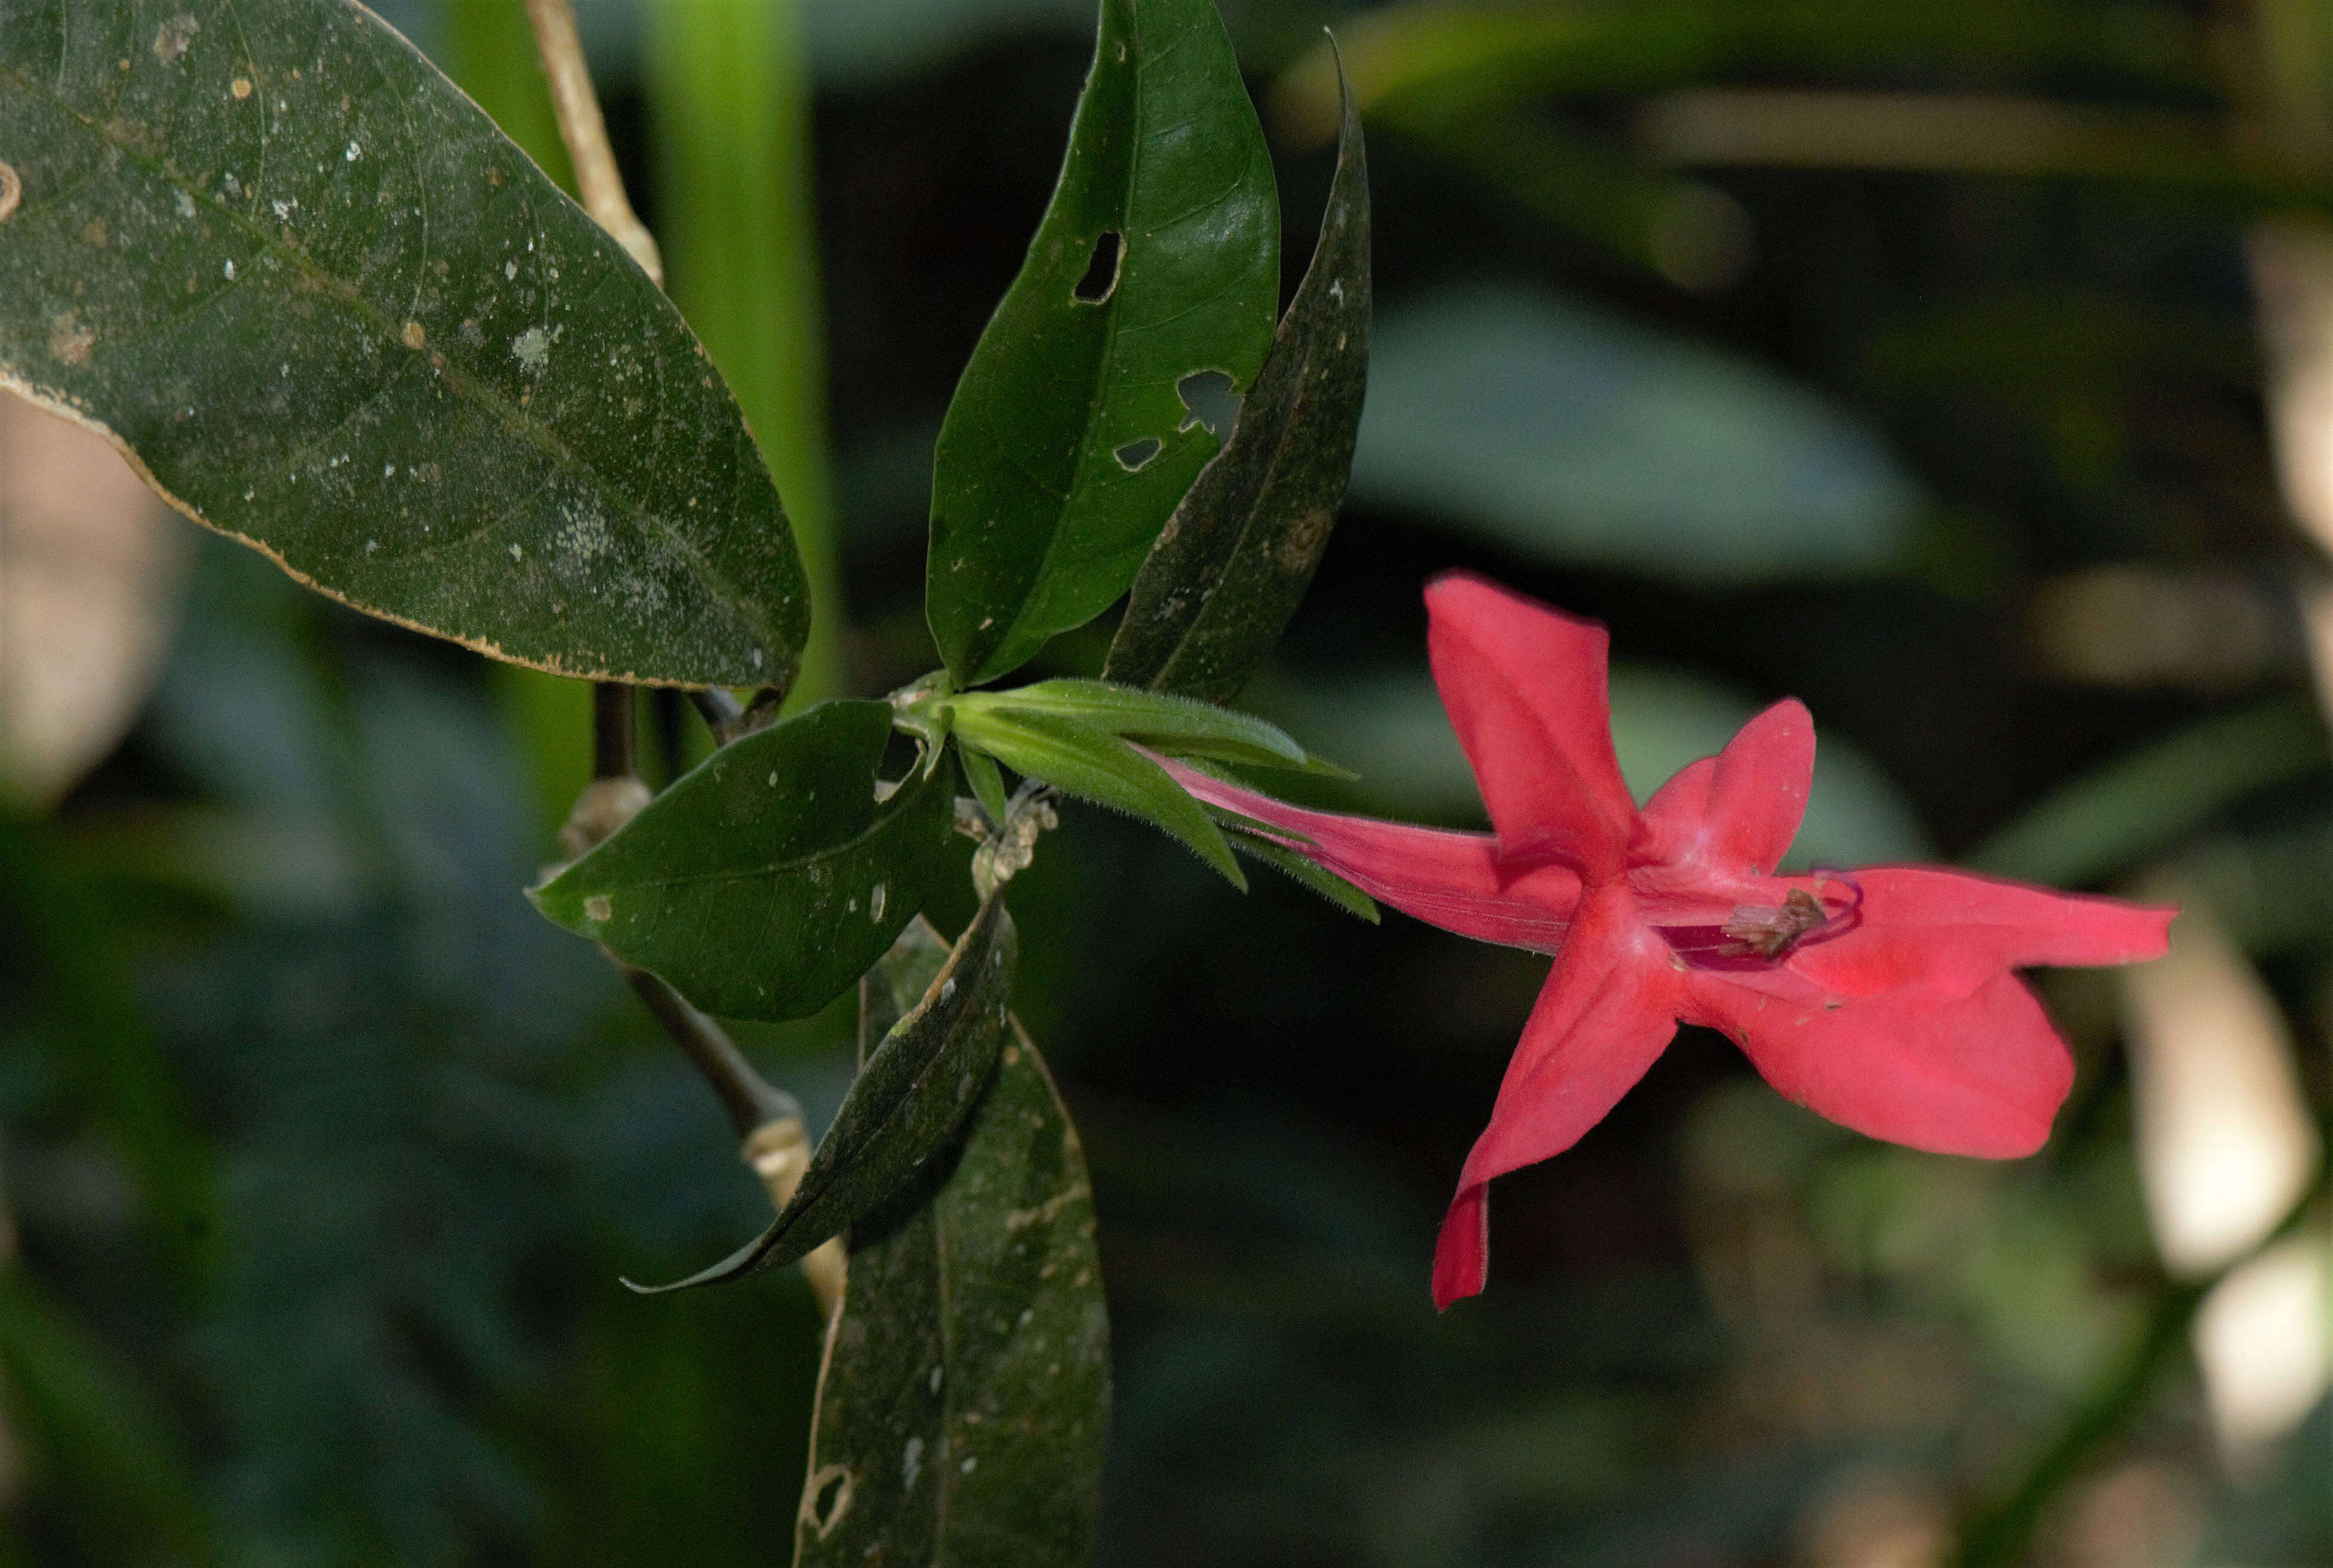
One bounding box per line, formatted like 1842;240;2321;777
1105;47;1371;703
950;705;1245;889
926;0;1280;687
953;676;1340;772
628;896;1017;1295
530;701;958;1020
0;0;807;687
797;935;1107;1566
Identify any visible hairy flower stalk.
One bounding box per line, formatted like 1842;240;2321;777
1159;573;2176;1309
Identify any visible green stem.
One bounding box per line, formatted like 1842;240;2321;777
645;0;844;706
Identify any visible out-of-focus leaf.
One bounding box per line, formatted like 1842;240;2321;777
1269;3;2208;148
1967;695;2326;886
797;924;1107;1567
0;393;186;807
926;0;1280;685
950;705;1246;887
627;895;1015;1294
0;0;807;687
1245;665;1930;866
1349;284;1922;581
0;1273;207;1560
1106;50;1370;702
950;678;1331;771
531;702;959;1021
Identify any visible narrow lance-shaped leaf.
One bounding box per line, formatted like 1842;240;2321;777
797;923;1108;1567
926;0;1280;687
531;702;959;1021
1106;41;1371;703
627;895;1017;1294
0;0;807;687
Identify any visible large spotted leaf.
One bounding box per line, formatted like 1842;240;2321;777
0;0;807;687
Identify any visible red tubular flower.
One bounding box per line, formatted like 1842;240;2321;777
1161;573;2174;1310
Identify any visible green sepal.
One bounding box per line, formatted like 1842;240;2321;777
952;678;1346;776
959;741;1014;827
950;707;1245;891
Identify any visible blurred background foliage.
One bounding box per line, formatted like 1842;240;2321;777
1;0;2329;1563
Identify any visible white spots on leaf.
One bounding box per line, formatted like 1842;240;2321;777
504;259;518;281
271;197;296;219
960;1457;977;1475
231;76;252;99
929;1365;942;1394
749;648;764;669
583;895;613;922
509;543;522;562
0;161;20;224
766;771;778;787
222;259;235;280
939;976;955;1004
152;14;199;66
365;539;378;554
47;312;93;365
173;189;195;219
555;501;613;562
512;326;550;373
901;1436;923;1492
344;139;362;162
871;883;887;921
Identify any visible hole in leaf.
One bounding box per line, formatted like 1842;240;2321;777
1114;437;1163;471
804;1465;853;1539
1073;231;1123;304
1176;369;1239;437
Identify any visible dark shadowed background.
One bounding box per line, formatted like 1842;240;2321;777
0;1;2326;1564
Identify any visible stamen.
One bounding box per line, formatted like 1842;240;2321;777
1655;874;1862;972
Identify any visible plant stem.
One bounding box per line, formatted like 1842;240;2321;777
520;1;844;1315
521;0;662;284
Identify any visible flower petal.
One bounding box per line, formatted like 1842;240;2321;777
1425;573;1638;877
1435;884;1682;1307
1702;699;1814;874
1155;753;1579;951
1787;868;2176;999
1633;757;1713;866
1683;968;2074;1157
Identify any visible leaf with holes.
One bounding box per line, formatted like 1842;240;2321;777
0;0;807;687
529;701;960;1021
926;0;1279;687
628;898;1016;1295
1105;47;1370;703
796;919;1108;1567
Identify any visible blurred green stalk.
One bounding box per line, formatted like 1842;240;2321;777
647;0;844;707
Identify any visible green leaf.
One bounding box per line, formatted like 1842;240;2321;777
0;0;807;687
1105;47;1371;703
530;701;959;1020
926;0;1280;687
1965;694;2328;886
1348;283;1922;583
958;739;1014;826
950;705;1245;889
797;927;1108;1567
629;895;1017;1295
953;677;1341;773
